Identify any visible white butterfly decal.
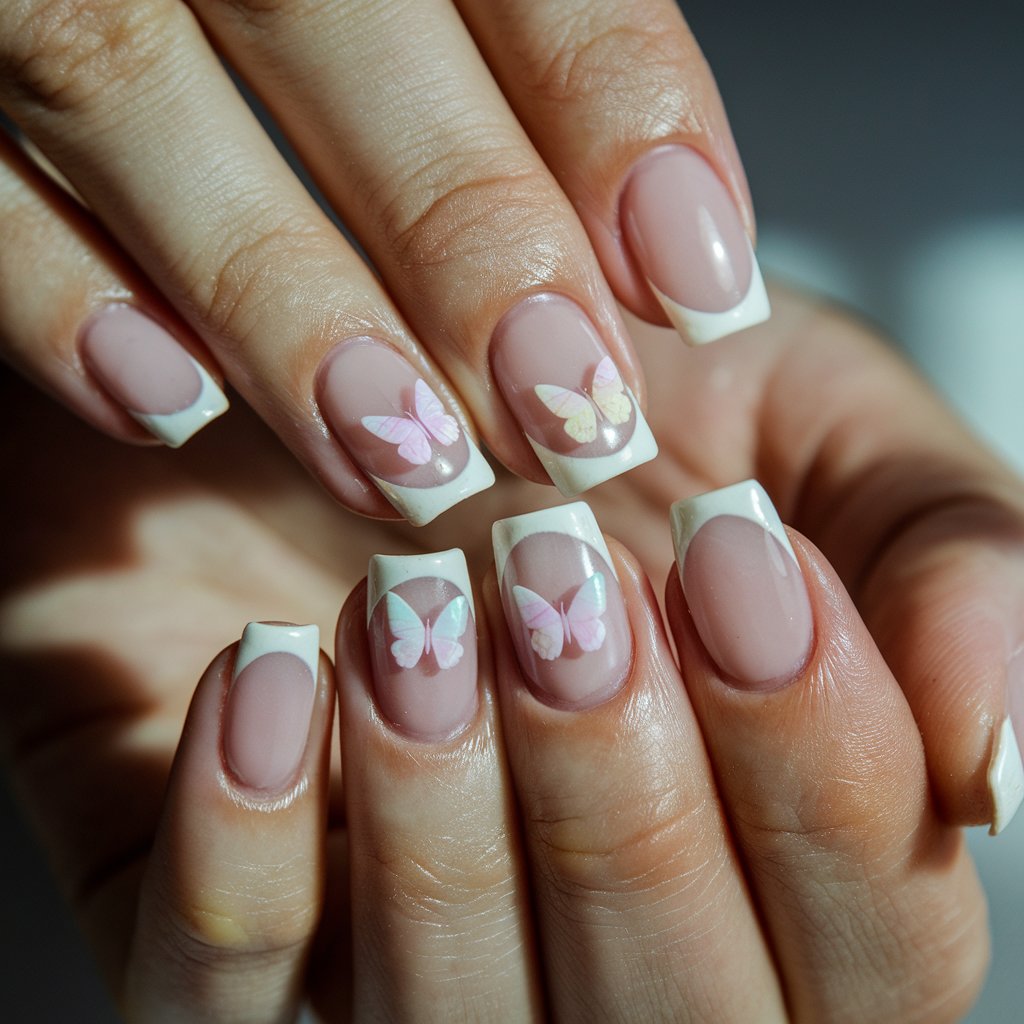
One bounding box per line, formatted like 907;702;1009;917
534;356;632;444
512;572;607;661
385;591;470;670
361;379;460;466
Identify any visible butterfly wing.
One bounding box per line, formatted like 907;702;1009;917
385;591;427;668
427;595;470;670
565;571;607;652
590;356;631;426
414;379;460;447
533;384;598;444
512;585;565;660
361;414;432;465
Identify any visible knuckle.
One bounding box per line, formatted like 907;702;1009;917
204;0;332;31
0;0;183;114
376;149;564;288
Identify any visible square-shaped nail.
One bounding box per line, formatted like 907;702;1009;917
223;622;320;792
492;501;631;708
671;480;812;690
81;304;228;447
490;294;658;496
622;146;770;345
367;549;478;741
317;338;494;526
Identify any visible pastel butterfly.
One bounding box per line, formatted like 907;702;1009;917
385;590;470;670
361;379;460;466
512;572;607;661
533;356;632;445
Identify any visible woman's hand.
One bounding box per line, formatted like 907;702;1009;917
1;291;1021;1019
0;0;763;523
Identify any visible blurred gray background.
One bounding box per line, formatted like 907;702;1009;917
2;0;1022;1019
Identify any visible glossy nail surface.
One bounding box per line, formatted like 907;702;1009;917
990;648;1024;834
224;622;320;791
491;294;657;495
493;502;631;708
622;146;770;344
318;338;494;525
81;303;228;446
367;549;479;741
671;480;812;690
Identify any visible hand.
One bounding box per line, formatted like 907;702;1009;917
1;290;1019;1019
0;0;762;524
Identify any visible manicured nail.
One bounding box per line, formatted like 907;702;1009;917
491;294;658;496
989;648;1024;835
366;549;479;741
671;480;812;690
622;146;770;345
317;338;494;526
223;622;319;791
80;304;228;447
492;502;631;708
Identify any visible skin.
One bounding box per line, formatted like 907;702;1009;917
0;293;1015;1020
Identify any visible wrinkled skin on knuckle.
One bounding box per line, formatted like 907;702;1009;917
0;0;185;115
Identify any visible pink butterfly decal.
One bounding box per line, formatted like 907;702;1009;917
361;379;460;465
533;356;632;444
512;572;607;661
385;591;470;670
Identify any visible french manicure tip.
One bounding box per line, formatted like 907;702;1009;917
988;717;1024;836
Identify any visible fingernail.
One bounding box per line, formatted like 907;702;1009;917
366;549;478;741
317;338;495;526
988;649;1024;835
622;146;770;345
671;480;812;690
80;303;228;447
492;501;631;708
223;622;320;791
491;294;658;496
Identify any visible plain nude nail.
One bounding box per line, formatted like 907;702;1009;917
671;480;813;690
80;303;228;447
622;146;770;345
223;622;320;792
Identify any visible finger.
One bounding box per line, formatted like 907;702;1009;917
124;623;331;1023
457;0;769;344
0;1;493;525
334;552;539;1022
0;129;227;447
186;0;659;498
667;482;989;1022
487;503;786;1023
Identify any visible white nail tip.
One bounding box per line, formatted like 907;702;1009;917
132;358;229;448
369;440;495;527
234;622;320;683
492;500;613;584
988;717;1024;836
649;242;770;346
526;390;659;497
367;548;474;623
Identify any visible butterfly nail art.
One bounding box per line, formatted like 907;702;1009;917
386;590;470;670
512;572;607;661
362;379;460;466
534;357;632;445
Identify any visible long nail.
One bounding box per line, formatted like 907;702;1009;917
492;502;631;708
989;648;1024;835
622;146;770;345
81;304;228;446
367;549;479;741
671;480;812;690
317;338;494;526
223;622;320;791
490;293;658;496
